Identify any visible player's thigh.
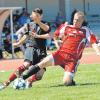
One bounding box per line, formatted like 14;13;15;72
32;49;46;65
38;54;54;68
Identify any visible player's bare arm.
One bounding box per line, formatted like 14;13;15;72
31;31;50;39
92;43;100;56
13;35;28;47
37;21;50;32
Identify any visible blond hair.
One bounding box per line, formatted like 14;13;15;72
75;11;85;20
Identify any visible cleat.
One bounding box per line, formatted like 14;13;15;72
4;81;10;87
71;80;76;86
0;81;10;90
64;80;76;86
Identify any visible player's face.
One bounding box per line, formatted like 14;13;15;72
30;12;42;21
73;14;84;28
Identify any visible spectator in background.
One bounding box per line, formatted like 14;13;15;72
18;12;30;26
20;8;28;16
3;32;22;58
13;10;20;22
55;11;65;27
3;23;10;34
0;41;3;59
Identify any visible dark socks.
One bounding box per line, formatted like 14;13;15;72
23;65;40;80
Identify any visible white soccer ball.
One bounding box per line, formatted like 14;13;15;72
13;78;26;90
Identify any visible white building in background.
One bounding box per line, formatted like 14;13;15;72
0;0;100;23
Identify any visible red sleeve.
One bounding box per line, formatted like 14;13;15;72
54;28;60;36
54;24;64;36
90;34;97;44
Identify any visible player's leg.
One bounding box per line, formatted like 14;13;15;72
25;48;47;87
22;54;54;80
2;61;31;87
15;47;34;78
26;68;46;88
63;61;79;86
0;47;33;90
0;60;31;90
22;51;64;81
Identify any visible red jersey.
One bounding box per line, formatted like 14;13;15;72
54;22;68;38
54;25;97;60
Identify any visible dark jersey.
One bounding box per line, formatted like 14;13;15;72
25;21;51;51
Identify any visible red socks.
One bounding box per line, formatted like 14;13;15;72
28;74;37;83
9;73;17;82
9;65;26;82
16;65;26;73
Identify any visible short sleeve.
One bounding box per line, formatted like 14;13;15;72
84;26;97;44
54;23;67;38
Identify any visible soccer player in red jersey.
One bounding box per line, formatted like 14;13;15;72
21;11;100;86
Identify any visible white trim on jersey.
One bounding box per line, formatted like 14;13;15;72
82;26;94;43
59;23;68;38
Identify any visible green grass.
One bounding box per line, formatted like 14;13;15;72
0;64;100;100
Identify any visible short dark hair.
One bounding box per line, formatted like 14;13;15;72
33;8;43;15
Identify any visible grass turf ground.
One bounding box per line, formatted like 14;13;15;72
0;64;100;100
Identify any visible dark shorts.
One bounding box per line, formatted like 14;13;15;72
24;47;47;65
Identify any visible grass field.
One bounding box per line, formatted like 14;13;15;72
0;64;100;100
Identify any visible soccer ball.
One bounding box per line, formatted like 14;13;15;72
13;78;26;90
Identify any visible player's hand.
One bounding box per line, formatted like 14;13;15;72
33;14;41;24
13;42;19;47
31;32;38;38
34;18;41;24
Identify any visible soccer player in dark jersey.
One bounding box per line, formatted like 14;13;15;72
0;8;51;90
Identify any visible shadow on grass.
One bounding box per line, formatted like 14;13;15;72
50;84;76;88
33;82;100;89
49;82;100;88
77;82;100;86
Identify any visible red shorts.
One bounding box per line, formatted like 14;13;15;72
52;51;79;73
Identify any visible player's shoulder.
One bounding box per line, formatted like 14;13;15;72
41;20;50;27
